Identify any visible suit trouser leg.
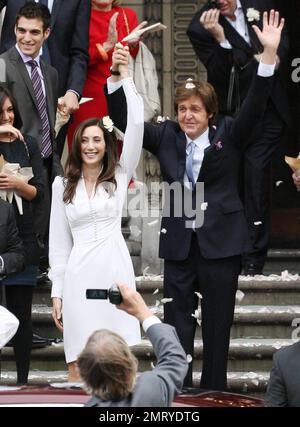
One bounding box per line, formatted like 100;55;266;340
164;246;199;387
243;107;285;269
197;252;241;390
164;234;241;390
33;162;51;270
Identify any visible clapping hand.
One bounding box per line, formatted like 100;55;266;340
200;8;226;43
103;12;119;53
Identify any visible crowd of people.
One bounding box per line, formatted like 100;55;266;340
0;0;299;407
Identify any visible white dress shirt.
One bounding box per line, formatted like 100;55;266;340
220;0;250;49
35;0;54;12
15;44;46;96
184;128;210;189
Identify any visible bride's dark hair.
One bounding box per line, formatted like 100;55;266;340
63;117;118;204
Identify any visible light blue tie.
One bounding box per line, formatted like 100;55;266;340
186;141;196;189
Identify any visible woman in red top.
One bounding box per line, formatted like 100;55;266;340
67;0;145;149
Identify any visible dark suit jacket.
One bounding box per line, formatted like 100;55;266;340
0;199;24;276
265;341;300;407
187;0;289;122
85;323;188;407
0;46;62;180
0;0;91;97
107;74;274;261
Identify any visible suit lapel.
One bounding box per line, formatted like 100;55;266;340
50;0;63;29
240;0;263;53
176;131;187;182
9;47;40;111
220;15;253;55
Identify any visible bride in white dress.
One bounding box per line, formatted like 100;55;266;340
49;44;144;381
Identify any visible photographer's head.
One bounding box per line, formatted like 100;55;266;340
77;329;138;400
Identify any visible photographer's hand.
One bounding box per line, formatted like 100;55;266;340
52;297;63;332
116;282;153;323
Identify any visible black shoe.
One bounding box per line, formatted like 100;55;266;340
32;333;51;349
243;263;263;276
37;270;50;284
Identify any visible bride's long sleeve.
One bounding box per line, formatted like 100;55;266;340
118;77;144;183
48;177;73;299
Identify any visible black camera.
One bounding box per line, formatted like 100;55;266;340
86;284;123;305
207;0;220;9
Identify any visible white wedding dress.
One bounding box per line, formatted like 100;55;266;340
49;78;144;363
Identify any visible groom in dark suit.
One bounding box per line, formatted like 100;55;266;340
187;0;289;275
0;0;91;157
107;11;285;390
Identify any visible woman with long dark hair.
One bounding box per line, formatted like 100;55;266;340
49;44;144;381
0;85;44;384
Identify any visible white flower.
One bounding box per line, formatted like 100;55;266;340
246;8;260;22
185;78;196;89
102;116;114;132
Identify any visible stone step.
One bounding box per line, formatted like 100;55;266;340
0;338;294;373
264;249;300;274
0;370;269;398
29;303;300;340
34;274;300;306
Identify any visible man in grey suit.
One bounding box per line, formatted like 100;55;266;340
78;283;188;407
0;2;62;285
265;341;300;407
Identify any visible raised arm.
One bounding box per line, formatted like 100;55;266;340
108;43;144;183
230;10;285;143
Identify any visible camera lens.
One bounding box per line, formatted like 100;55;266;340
108;285;123;305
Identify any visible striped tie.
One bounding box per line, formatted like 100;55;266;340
28;60;52;158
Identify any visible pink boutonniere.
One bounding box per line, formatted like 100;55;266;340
214;141;223;150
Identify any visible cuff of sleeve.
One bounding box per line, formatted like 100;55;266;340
142;315;161;333
107;77;132;94
67;89;80;99
220;39;232;49
258;61;276;77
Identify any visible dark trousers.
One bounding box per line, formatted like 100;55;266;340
242;106;285;268
33;160;52;270
2;286;34;384
163;233;241;391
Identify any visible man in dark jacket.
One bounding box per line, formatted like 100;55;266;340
106;11;284;390
187;0;289;275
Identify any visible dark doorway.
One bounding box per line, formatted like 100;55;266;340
270;1;300;247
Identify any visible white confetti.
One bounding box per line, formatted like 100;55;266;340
201;202;208;211
129;225;141;239
160;228;167;234
235;290;245;303
197;319;202;327
251;379;259;386
152;288;159;295
143;266;150;276
195;291;203;299
186;354;193;363
151;362;155;369
191;309;201;319
147;220;159;227
155;300;161;307
160;298;173;304
254;221;262;226
275;181;283;187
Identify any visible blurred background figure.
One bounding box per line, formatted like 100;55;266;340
0;0;91;159
0;85;44;384
78;283;188;407
67;0;146;151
